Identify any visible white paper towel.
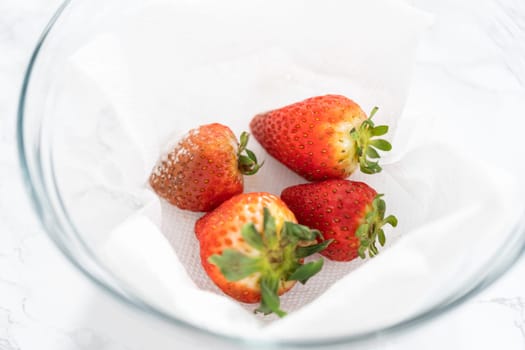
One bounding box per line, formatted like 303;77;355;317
50;0;524;342
98;143;523;340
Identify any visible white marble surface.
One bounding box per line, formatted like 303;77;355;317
1;0;525;349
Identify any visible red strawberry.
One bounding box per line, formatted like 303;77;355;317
195;192;331;317
149;123;262;212
281;180;397;262
250;95;392;181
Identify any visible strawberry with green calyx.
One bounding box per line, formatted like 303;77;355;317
281;180;397;262
195;192;331;317
149;123;263;212
250;95;392;181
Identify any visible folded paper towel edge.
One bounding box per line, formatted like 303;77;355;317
99;210;265;336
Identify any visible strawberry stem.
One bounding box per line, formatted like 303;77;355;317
356;194;398;259
350;107;392;174
237;132;264;175
209;208;331;317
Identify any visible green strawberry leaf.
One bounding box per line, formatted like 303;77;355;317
256;276;286;317
360;160;382;174
285;222;321;242
374;196;386;218
358;246;367;259
350;129;360;141
351;107;393;175
369;242;379;256
383;215;398;227
237;131;263;176
239;155;254;165
367;147;381;159
245;149;258;162
239;131;249;152
263;208;278;247
378;229;386;246
356;194;398;259
288;259;324;284
209;249;260;281
355;223;369;238
370;139;392;151
371;125;389;136
213;207;331;318
241;223;264;250
369;106;379;119
365;209;376;222
295;239;333;258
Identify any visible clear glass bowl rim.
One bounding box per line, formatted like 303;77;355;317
16;0;525;347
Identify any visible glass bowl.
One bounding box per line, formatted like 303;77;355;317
17;0;525;348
